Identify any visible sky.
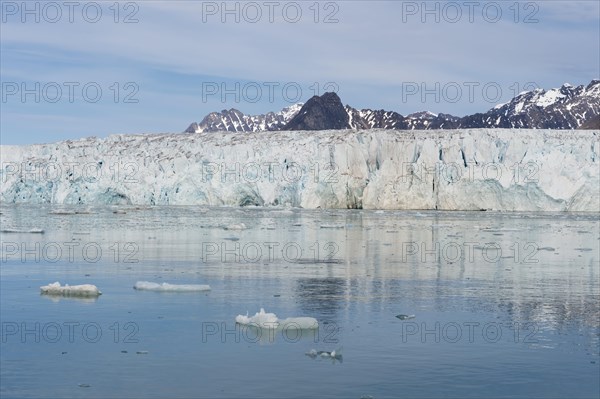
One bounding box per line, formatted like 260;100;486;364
0;0;599;144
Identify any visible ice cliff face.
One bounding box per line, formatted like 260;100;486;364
1;129;598;211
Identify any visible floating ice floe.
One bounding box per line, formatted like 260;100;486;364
223;223;247;231
306;347;343;360
133;281;211;292
2;228;44;234
235;308;318;329
40;282;102;297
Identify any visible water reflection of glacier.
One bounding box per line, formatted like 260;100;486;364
1;204;598;398
2;205;597;333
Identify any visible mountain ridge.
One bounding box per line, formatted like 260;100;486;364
186;80;600;132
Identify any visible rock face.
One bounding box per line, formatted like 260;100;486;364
186;80;600;132
579;115;600;130
283;92;349;131
2;129;598;211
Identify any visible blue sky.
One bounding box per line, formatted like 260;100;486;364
1;0;599;144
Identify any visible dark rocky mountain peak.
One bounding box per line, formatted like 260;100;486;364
283;92;349;131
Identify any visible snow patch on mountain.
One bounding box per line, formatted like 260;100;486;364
535;89;566;108
186;103;303;133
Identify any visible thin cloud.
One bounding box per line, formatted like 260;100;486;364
1;1;598;143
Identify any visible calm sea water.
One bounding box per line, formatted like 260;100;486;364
1;204;599;398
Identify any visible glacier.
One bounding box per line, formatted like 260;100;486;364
1;129;598;212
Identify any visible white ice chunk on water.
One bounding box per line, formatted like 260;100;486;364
133;281;211;292
223;223;247;231
306;347;343;359
235;308;279;328
235;308;318;329
40;282;102;297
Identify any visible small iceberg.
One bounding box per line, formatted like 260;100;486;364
279;317;319;330
235;308;278;328
133;281;211;292
306;347;343;361
235;308;318;329
40;282;102;297
223;223;247;231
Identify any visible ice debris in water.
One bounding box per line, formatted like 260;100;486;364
235;308;318;329
133;281;211;292
306;347;343;359
40;282;102;297
396;314;416;320
223;223;247;231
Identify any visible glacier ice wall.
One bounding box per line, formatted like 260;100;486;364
1;129;598;211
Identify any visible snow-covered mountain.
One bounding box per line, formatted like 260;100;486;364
2;129;598;211
458;80;600;129
185;103;303;133
186;80;600;132
345;107;406;130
